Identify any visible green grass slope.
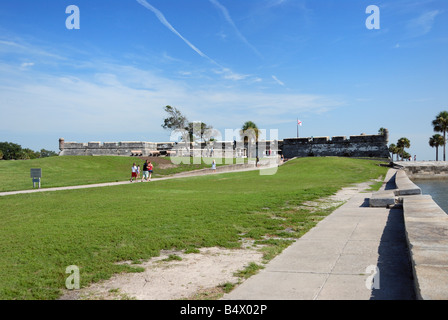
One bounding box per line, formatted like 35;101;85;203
0;157;387;299
0;156;220;192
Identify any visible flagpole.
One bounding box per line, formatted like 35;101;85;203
297;118;299;138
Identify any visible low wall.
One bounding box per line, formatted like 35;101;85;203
403;195;448;300
395;170;422;195
395;161;448;179
372;168;448;299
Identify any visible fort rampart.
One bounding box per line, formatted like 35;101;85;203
58;130;389;159
58;139;159;156
282;132;390;159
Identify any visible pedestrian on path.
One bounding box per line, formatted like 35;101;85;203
148;161;153;181
142;160;150;182
211;160;216;173
130;163;138;182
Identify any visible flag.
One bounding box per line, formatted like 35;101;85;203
297;119;302;126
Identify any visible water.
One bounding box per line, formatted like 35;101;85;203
413;179;448;214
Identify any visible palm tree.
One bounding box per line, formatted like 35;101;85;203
429;134;445;161
432;111;448;161
397;137;411;160
240;121;259;158
388;143;398;161
240;121;259;143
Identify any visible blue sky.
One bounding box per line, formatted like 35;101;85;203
0;0;447;160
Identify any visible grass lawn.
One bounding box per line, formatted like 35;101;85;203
0;155;234;192
0;157;387;299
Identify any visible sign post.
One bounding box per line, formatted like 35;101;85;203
30;168;42;189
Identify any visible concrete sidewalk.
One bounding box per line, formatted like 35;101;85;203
223;182;416;300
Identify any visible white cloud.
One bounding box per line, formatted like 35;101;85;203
272;75;285;86
215;68;250;81
0;61;344;138
407;10;441;37
20;62;34;69
209;0;262;58
0;38;65;61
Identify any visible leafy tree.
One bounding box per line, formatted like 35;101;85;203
397;137;411;160
402;151;411;161
429;134;445;161
239;121;259;143
378;127;387;135
432;111;448;161
21;148;40;160
388;143;398;161
40;149;58;158
0;142;57;160
0;142;23;160
161;105;188;131
186;121;214;143
240;121;260;158
161;105;190;150
161;106;215;153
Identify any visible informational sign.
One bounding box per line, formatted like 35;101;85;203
30;168;42;188
30;168;42;178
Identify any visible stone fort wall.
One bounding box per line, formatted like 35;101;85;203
281;132;390;159
58;139;159;156
59;131;390;159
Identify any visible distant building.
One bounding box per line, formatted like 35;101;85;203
58;129;389;159
281;130;389;159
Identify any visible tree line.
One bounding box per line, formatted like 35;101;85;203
388;137;411;161
161;105;259;145
429;111;448;161
0;142;58;160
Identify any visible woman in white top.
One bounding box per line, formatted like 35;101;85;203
130;163;138;182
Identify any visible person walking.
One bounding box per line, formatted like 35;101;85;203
148;161;153;181
141;160;150;182
130;163;138;182
211;160;216;173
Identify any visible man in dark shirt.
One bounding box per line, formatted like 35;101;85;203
141;160;149;182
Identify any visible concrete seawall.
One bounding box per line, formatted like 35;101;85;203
395;161;448;179
403;195;448;300
370;168;448;299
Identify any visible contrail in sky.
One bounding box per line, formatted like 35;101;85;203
136;0;256;82
272;75;285;86
136;0;219;65
209;0;263;58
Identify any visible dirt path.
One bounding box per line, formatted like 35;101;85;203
59;247;264;300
